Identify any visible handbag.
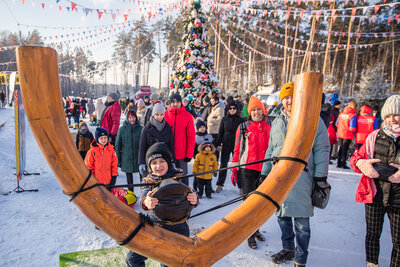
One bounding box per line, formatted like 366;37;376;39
311;177;331;209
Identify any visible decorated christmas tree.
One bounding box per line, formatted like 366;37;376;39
170;0;219;102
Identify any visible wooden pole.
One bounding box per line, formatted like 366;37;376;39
323;2;335;74
289;21;299;81
301;16;316;73
248;51;252;91
340;17;353;96
281;18;288;83
349;21;361;96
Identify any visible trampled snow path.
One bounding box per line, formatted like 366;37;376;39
0;107;392;266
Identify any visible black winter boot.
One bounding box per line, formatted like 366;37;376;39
253;230;265;242
270;249;295;264
247;236;257;249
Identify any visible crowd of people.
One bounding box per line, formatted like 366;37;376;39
63;85;400;267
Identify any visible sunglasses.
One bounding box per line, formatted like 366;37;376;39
229;107;237;110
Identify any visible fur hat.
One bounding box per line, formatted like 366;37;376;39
152;103;166;117
150;93;159;101
280;82;294;101
145;142;173;171
170;93;182;103
381;95;400;119
247;96;265;114
108;92;119;101
95;128;108;143
198;141;215;153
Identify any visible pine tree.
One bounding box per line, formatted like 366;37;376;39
170;0;219;101
356;62;391;105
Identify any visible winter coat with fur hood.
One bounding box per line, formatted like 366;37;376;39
192;145;218;180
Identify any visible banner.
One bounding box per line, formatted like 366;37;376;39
14;89;26;182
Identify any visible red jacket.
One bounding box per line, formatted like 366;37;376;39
327;114;337;145
232;119;271;172
356;115;376;144
101;101;121;136
350;130;379;203
165;105;196;159
336;106;357;139
84;142;119;184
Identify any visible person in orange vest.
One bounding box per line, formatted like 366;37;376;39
355;105;378;149
336;101;357;169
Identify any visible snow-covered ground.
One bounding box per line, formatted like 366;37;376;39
0;106;392;267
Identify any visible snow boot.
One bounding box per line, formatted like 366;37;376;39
366;263;379;267
216;185;223;193
254;230;265;242
247;236;257;249
337;160;343;168
270;249;295;264
342;164;350;169
294;261;306;267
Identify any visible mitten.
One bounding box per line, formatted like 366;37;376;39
139;164;146;175
231;168;238;186
355;159;381;178
184;157;192;162
217;146;222;152
389;163;400;183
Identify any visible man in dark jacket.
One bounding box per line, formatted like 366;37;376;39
201;95;212;122
81;97;88;119
143;93;160;126
215;101;244;192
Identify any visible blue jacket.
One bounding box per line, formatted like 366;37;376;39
261;106;330;217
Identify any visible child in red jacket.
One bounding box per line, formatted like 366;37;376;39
84;128;118;186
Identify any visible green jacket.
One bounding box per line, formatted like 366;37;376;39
242;104;249;119
115;120;142;173
261;106;330;217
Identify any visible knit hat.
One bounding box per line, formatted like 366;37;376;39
152;103;166;117
170;93;182;103
182;97;189;103
79;121;87;129
247;96;265;114
145;142;173;171
280;82;294;101
203;95;210;104
137;98;145;108
196;120;206;131
95;128;108;143
334;100;341;106
108;92;119;101
79;121;88;134
150;93;159;101
201;141;213;148
381;95;400;119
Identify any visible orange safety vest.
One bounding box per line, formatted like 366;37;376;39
356;115;375;144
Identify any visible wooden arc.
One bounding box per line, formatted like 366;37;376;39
16;46;323;266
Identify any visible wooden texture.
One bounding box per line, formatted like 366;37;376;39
17;46;323;266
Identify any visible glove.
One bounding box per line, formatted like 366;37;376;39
184;157;192;162
389;163;400;183
139;164;146;175
356;159;381;178
231;168;238;186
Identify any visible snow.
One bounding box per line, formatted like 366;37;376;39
0;106;392;267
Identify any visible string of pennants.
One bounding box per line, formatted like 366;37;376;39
243;15;400;38
17;0;188;21
210;0;400;25
224;16;397;51
208;20;247;63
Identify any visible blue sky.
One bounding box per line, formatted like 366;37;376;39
0;0;179;89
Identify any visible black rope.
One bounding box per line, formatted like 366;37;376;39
248;191;280;211
188;194;247;219
118;213;154;246
110;156;308;189
63;170;105;202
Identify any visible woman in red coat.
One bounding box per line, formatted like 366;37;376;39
100;93;121;145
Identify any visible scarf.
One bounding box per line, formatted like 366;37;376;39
382;122;400;140
150;117;166;132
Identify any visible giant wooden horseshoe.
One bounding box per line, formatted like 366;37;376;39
16;46;322;266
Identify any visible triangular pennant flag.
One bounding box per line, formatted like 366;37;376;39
84;8;90;16
389;3;395;8
352;7;357;17
111;13;116;21
396;14;400;24
98;11;103;19
71;2;76;11
363;7;368;15
21;0;25;4
315;11;321;21
374;5;380;14
41;3;44;8
300;9;305;20
123;14;128;21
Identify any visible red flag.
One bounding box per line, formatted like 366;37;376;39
98;11;103;19
374;5;380;14
58;6;62;11
352;7;357;16
41;3;45;8
123;14;128;21
71;2;76;11
21;0;25;4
